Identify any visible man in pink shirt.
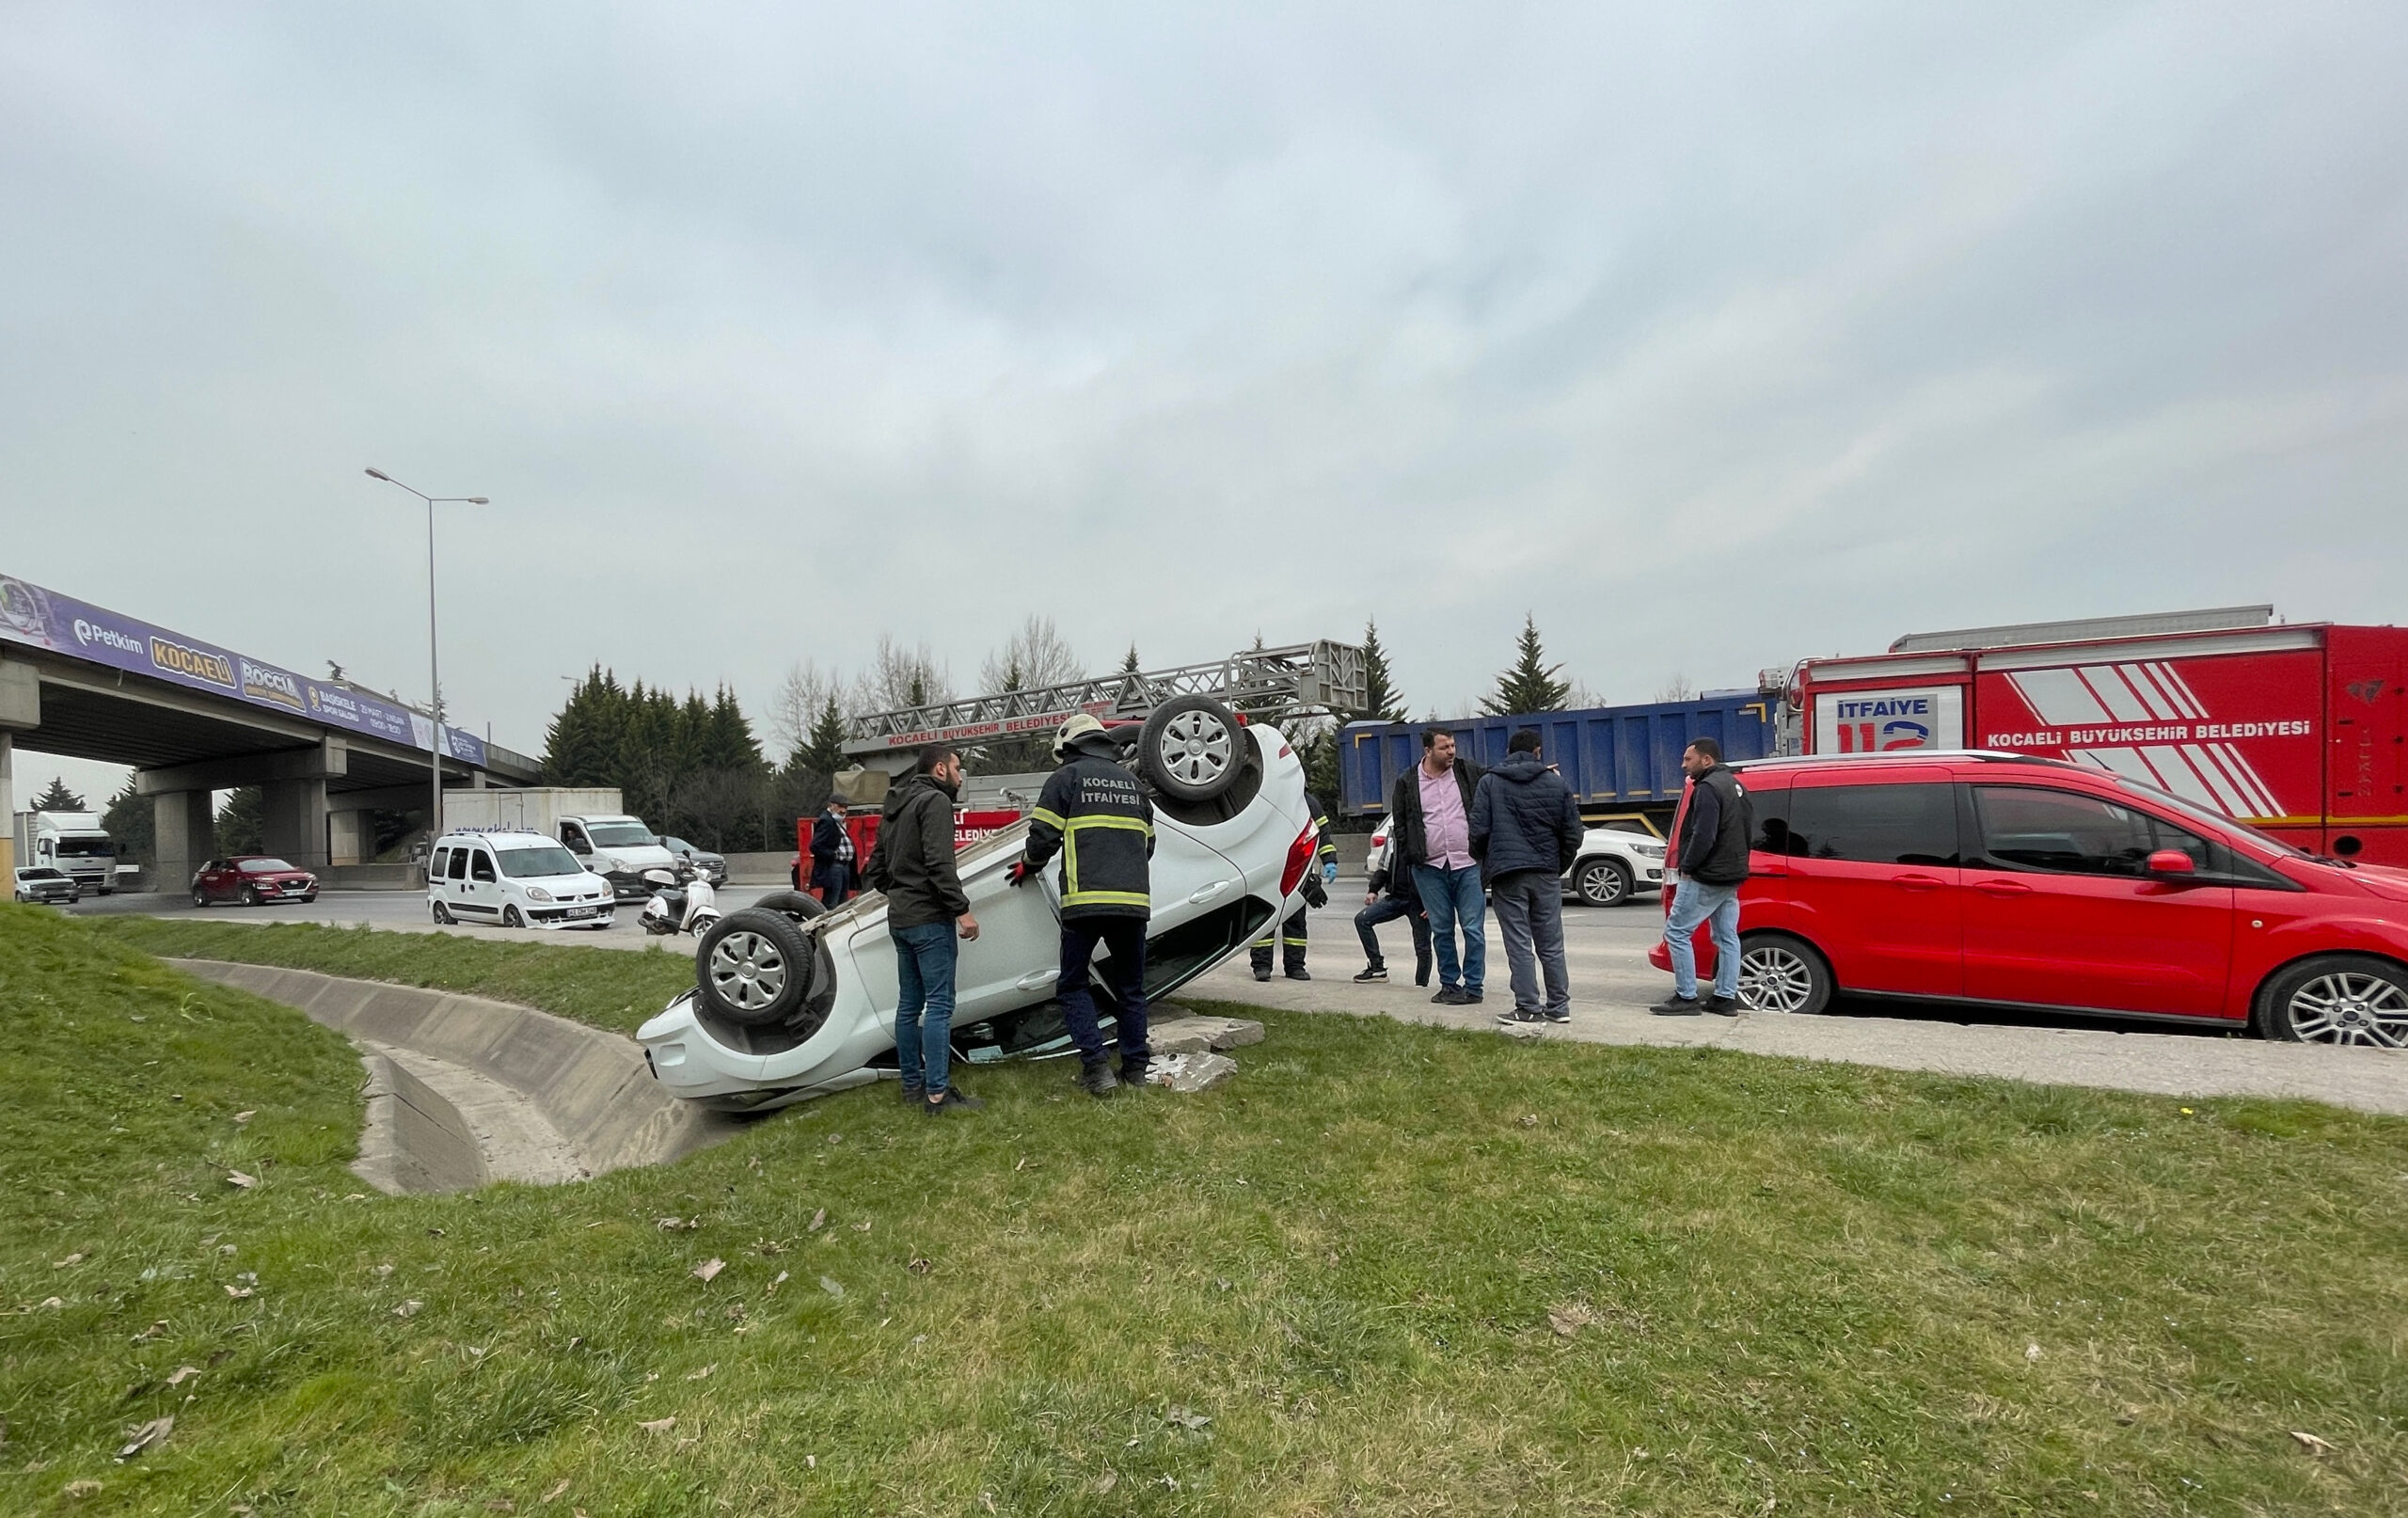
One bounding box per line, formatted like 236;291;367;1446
1384;729;1486;1004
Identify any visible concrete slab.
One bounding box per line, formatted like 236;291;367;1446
169;960;747;1190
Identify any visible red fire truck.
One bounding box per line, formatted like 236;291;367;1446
1786;607;2408;867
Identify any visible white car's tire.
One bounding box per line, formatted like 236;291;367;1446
1572;857;1631;908
748;891;830;923
1138;695;1245;803
696;908;818;1027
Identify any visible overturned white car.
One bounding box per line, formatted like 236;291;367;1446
636;698;1318;1111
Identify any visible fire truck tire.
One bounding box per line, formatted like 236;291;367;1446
696;908;818;1027
1138;695;1244;803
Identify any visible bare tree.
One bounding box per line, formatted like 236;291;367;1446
1656;672;1698;703
977;614;1085;696
857;635;955;713
764;658;848;764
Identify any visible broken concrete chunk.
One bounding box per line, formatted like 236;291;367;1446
1146;1052;1238;1092
1147;1016;1263;1054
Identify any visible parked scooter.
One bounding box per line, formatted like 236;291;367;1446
639;865;722;938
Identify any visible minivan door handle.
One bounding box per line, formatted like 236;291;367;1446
1891;874;1945;892
1973;878;2032;896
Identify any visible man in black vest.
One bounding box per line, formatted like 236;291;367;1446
1654;736;1752;1017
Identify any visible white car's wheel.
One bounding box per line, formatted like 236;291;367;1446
1572;857;1631;908
1138;696;1244;802
695;909;817;1026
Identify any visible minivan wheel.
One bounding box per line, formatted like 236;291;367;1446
432;899;453;925
2254;955;2408;1048
1573;857;1631;908
501;904;526;928
1736;932;1832;1016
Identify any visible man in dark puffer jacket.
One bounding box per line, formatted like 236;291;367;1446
1654;735;1753;1018
1470;728;1587;1025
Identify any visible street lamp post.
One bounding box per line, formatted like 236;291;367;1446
365;469;488;869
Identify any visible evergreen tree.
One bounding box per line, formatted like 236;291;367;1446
544;667;626;785
1356;619;1405;721
798;696;849;778
30;777;85;812
703;686;765;773
102;778;153;866
1482;614;1571;717
1119;644;1141;674
215;786;265;855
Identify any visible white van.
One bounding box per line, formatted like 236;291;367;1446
427;829;617;930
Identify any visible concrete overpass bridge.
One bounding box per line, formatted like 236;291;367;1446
1;572;538;884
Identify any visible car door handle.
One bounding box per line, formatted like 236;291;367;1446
1973;879;2032;896
1892;874;1945;892
1015;969;1057;991
1187;879;1232;906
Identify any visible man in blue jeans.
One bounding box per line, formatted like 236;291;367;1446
863;745;985;1114
1386;729;1486;1004
1656;737;1752;1017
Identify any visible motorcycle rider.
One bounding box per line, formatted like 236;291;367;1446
1008;714;1155;1097
1251;794;1337;980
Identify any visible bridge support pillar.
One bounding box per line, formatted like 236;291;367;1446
261;778;330;872
0;731;13;879
154;790;215;893
328;807;379;866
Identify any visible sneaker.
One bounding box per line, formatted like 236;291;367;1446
1703;994;1741;1017
1353;966;1388;983
1542;1006;1572;1024
898;1081;925;1104
1285;968;1311;982
1431;986;1467;1006
1651;995;1703;1017
1078;1062;1120;1099
1497;1007;1547;1026
923;1086;984;1115
1461;990;1483;1004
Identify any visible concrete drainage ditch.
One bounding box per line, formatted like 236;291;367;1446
169;960;746;1195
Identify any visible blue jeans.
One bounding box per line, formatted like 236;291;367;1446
1412;863;1486;993
1057;918;1150;1068
1664;877;1741;1000
894;921;958;1094
1354;893;1432;977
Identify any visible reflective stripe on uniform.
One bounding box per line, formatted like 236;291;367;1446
1061;814;1153;903
1030;806;1066;830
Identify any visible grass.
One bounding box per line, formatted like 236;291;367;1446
6;904;2406;1515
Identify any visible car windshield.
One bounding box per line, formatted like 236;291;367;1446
585;823;655;847
662;836;693;852
498;845;584;879
53;837;112;857
20;867;63;880
2111;777;2308;859
240;858;298;873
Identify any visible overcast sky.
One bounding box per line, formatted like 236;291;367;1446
5;3;2404;802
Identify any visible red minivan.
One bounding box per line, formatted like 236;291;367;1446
1650;752;2408;1045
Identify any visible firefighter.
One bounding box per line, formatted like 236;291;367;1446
1008;714;1156;1097
1252;794;1338;981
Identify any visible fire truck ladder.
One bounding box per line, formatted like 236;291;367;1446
839;640;1366;764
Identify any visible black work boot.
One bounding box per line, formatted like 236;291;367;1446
1078;1061;1120;1099
1285;966;1311;982
1250;957;1273;982
1117;1056;1150;1090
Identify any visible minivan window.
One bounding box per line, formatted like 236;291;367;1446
1786;783;1957;865
1972;786;2203;877
1748;787;1796;855
470;850;497;882
447;847;469;881
430;847;452;879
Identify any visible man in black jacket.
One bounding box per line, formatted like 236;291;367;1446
1470;729;1587;1025
863;746;985;1114
1655;736;1753;1017
1352;827;1431;985
1386;729;1487;1004
809;797;857;907
1009;715;1156;1097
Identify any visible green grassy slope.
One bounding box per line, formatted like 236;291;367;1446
8;904;2407;1514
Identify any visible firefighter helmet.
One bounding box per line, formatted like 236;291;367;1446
1052;713;1112;761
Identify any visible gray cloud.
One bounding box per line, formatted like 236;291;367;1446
4;0;2403;801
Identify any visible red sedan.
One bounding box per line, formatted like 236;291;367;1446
191;856;320;908
1652;751;2408;1045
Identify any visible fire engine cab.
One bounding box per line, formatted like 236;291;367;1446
1786;606;2408;868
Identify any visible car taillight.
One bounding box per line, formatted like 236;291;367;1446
1279;824;1319;899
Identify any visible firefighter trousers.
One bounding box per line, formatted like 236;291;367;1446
1250;906;1308;975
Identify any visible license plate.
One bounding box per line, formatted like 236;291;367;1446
565;907;598;920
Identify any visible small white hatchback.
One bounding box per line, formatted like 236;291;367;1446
428;829;617;930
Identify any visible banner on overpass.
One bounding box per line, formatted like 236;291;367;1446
0;572;487;768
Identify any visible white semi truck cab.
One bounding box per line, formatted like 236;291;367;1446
12;811;117;895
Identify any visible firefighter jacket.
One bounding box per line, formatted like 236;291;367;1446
1302;797;1339;908
1021;753;1157;921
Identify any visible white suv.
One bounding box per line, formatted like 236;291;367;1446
428;830;617;930
1364;817;1667;907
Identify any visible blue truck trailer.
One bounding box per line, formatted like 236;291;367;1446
1338;693;1778;834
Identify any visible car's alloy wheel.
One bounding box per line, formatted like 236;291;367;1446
1736;933;1831;1016
244;887;262;907
1574;858;1630;908
2261;957;2408;1048
706;929;789;1014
